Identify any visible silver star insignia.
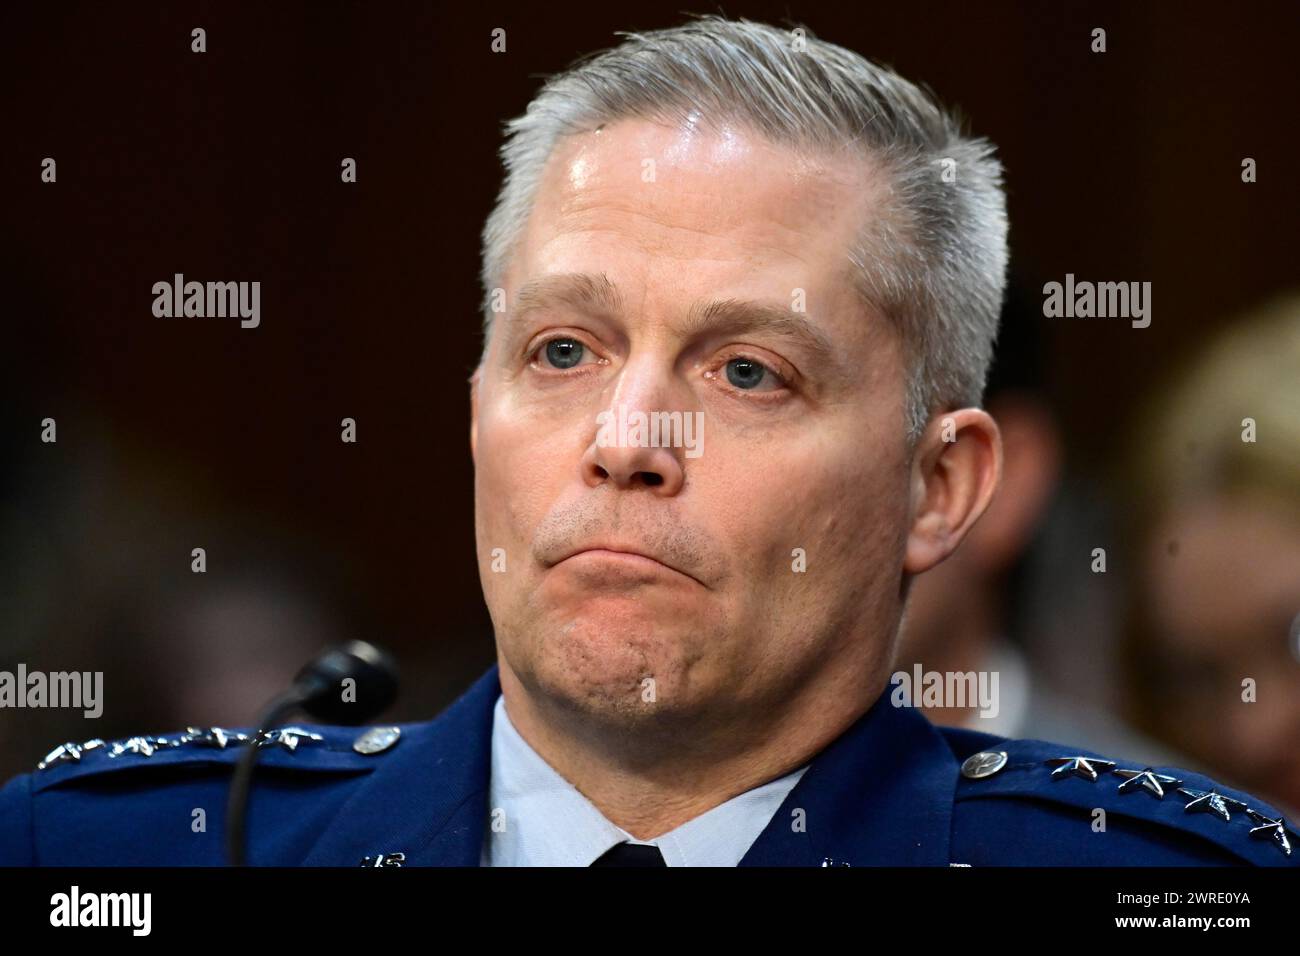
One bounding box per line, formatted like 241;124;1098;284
1177;787;1248;822
1113;768;1184;798
255;727;324;752
108;736;162;758
1245;809;1293;857
36;738;105;770
180;726;250;749
1047;756;1117;782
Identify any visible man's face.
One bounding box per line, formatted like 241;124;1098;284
471;117;916;731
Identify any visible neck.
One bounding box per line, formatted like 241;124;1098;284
903;583;999;725
496;654;886;840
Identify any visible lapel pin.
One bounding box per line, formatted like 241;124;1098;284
353;726;402;755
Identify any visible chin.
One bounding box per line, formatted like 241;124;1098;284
524;614;706;719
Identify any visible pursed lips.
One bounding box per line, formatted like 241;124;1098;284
552;545;704;587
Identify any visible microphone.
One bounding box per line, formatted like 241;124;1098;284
225;640;399;866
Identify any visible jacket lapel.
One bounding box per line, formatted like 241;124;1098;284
740;691;957;866
301;664;501;866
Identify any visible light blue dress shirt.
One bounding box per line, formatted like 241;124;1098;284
480;693;810;866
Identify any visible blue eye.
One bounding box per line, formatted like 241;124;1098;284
544;339;585;369
725;358;768;389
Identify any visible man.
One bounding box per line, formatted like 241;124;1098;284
1;15;1294;866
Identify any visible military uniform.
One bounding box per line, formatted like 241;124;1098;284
0;663;1294;866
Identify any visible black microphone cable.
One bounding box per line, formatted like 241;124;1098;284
225;640;397;866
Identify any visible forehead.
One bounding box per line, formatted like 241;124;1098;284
511;117;883;301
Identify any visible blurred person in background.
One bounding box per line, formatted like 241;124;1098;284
1119;294;1300;816
897;287;1191;767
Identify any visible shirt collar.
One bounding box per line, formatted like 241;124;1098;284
483;693;809;866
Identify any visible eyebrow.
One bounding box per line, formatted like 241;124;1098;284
514;272;625;321
511;272;840;370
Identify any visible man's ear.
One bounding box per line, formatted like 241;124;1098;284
903;407;1003;575
469;365;482;464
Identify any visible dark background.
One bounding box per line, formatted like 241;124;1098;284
1;1;1296;778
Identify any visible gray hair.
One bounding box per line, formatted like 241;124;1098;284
478;15;1009;440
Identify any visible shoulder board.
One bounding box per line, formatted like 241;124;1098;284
28;723;406;793
954;738;1299;866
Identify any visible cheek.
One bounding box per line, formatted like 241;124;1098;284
476;407;547;539
806;463;911;583
700;430;909;587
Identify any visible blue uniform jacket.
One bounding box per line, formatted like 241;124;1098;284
0;663;1295;866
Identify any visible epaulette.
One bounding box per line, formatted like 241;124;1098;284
27;723;406;793
953;738;1298;866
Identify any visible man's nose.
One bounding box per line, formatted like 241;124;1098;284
580;384;690;496
581;418;687;493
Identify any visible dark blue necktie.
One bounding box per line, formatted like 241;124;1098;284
590;841;667;866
